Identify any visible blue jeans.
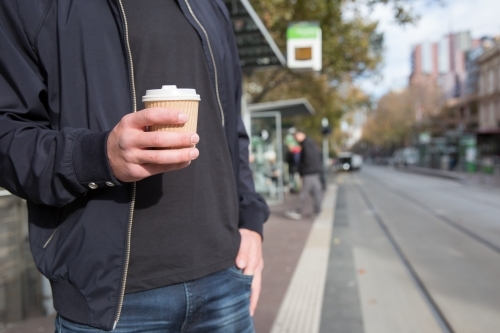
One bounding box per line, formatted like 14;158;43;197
55;266;254;333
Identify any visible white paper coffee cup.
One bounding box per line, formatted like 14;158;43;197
143;85;200;148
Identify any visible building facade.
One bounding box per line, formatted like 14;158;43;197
410;32;477;100
478;43;500;131
476;42;500;161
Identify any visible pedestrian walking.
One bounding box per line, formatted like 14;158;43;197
0;1;269;332
285;129;323;220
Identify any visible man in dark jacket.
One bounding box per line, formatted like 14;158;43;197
0;0;269;331
285;129;323;220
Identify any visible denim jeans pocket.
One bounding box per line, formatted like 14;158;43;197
226;265;254;283
56;315;102;333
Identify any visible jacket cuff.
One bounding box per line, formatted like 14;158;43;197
72;131;122;190
238;205;268;239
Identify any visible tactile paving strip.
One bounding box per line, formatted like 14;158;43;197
270;185;338;333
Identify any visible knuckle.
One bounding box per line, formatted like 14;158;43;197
143;108;154;122
176;149;190;163
119;136;132;150
184;133;195;145
151;152;164;165
123;150;135;163
151;133;164;147
172;152;189;164
121;114;132;127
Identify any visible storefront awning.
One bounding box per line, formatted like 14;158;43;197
248;99;316;117
223;0;286;72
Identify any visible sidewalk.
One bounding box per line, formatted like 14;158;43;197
254;191;321;333
397;165;500;187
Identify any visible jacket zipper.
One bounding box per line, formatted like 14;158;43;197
114;0;137;329
183;0;225;127
42;229;58;249
113;1;223;328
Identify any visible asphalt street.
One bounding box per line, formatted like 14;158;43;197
321;166;500;333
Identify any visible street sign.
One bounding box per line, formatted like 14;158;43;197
287;22;322;71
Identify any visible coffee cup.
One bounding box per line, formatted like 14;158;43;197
142;85;200;148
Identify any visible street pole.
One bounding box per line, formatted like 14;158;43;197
323;137;328;167
321;117;329;167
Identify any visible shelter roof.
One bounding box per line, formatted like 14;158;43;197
223;0;286;72
248;99;316;117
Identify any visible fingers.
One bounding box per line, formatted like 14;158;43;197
133;131;199;149
237;229;262;275
139;161;192;177
236;241;249;271
134;147;199;165
236;229;264;316
125;108;189;128
124;161;191;179
250;262;263;317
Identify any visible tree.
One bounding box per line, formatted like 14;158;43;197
362;89;415;151
246;0;440;142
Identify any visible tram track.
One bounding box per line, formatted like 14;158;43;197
395;168;500;211
352;177;456;333
362;175;500;256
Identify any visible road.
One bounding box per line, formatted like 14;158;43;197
320;166;500;333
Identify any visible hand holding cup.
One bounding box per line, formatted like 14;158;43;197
107;107;199;183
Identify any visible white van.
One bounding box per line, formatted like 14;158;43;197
337;152;363;171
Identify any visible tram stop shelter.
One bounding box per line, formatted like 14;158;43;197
248;99;316;204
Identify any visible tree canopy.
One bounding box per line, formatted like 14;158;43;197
246;0;441;144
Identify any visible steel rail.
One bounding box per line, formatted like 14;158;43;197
366;175;500;255
353;177;455;333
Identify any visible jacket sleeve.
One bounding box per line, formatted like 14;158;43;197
216;0;270;237
236;116;270;237
0;4;118;207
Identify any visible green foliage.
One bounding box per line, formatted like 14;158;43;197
362;89;415;149
246;0;439;145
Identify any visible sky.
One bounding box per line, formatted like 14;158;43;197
357;0;500;99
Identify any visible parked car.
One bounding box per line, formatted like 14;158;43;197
393;147;419;167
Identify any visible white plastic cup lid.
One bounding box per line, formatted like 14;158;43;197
142;85;201;102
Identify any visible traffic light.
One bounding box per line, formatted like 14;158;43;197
321;117;332;136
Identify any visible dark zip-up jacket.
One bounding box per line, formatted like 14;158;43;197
0;0;269;330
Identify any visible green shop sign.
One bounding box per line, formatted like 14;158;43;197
287;23;320;39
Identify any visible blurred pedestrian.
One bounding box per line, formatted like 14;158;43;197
0;1;268;332
285;130;301;193
285;129;323;220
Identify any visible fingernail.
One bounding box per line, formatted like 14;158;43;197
178;113;188;122
191;134;199;143
190;149;199;159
